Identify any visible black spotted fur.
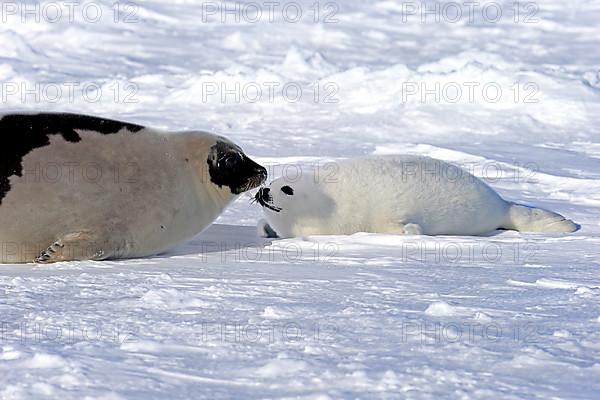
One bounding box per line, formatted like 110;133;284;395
0;112;144;205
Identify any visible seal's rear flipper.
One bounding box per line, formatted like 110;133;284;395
501;203;578;233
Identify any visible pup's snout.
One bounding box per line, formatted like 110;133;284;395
254;187;282;213
260;188;271;201
254;187;270;205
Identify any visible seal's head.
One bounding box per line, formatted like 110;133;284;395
254;180;297;238
254;176;336;238
207;138;267;195
254;184;294;213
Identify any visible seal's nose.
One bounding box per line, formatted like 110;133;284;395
256;166;267;184
254;187;269;205
254;187;282;213
261;187;271;201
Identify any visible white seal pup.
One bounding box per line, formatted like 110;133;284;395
0;112;267;263
255;155;578;238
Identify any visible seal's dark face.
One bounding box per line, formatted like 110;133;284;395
207;140;267;195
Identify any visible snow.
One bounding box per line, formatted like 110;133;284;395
1;0;600;398
424;301;458;317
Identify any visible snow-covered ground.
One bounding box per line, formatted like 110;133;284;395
1;0;600;398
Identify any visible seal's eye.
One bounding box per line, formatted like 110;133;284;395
281;186;294;195
220;153;242;169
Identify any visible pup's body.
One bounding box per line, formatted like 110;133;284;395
0;113;266;263
257;155;577;238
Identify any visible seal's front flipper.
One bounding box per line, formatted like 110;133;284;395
402;223;423;235
257;219;279;238
387;222;423;235
35;231;109;263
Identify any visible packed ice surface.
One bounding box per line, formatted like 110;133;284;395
1;0;600;398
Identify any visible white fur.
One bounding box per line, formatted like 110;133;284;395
259;155;577;237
